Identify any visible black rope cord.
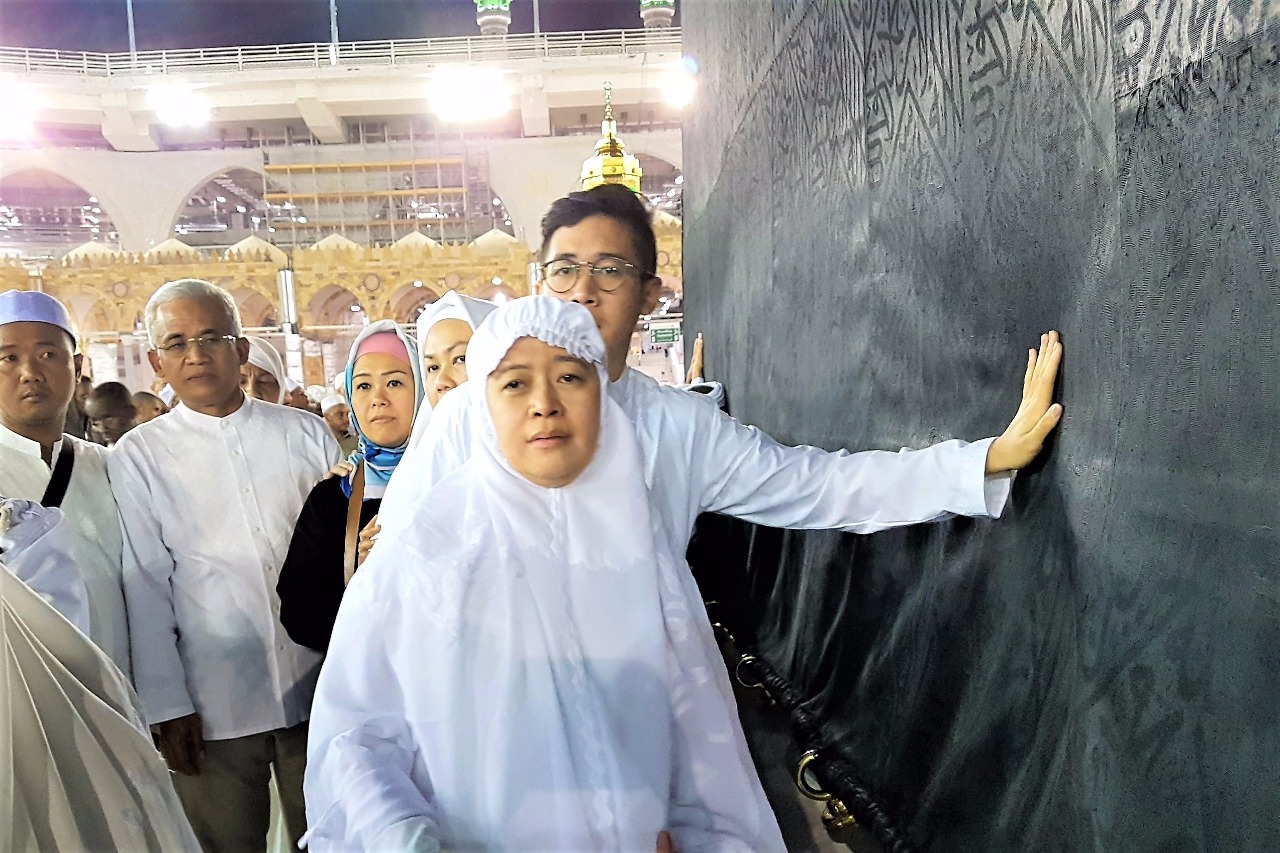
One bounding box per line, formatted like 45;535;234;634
724;635;916;853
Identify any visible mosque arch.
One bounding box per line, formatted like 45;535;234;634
231;286;278;328
168;167;281;250
0;169;123;251
386;281;441;324
307;284;366;327
471;282;520;303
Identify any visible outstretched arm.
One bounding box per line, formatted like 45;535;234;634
985;331;1064;474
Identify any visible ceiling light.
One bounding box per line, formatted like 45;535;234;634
491;277;502;285
413;280;423;288
674;174;684;185
428;66;513;123
216;196;226;203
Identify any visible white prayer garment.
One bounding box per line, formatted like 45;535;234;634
404;289;496;452
0;424;130;674
305;297;785;853
380;361;1015;552
109;396;342;738
1;559;201;852
0;497;87;632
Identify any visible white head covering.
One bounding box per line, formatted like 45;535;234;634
319;394;346;415
414;290;496;356
245;337;286;404
305;297;784;852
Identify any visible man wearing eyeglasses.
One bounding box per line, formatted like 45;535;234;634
109;278;341;853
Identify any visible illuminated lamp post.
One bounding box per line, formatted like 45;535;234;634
475;0;512;36
640;0;676;28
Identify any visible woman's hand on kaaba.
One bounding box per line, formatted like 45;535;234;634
986;330;1064;474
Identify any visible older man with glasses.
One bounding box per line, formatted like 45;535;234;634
109;278;341;853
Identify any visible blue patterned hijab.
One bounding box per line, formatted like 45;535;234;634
341;320;424;498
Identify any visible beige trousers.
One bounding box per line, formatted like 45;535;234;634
172;721;309;853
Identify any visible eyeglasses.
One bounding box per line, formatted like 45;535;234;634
538;257;651;293
155;334;239;357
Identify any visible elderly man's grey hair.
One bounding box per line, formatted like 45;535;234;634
144;278;243;348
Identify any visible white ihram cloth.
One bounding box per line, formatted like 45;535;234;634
0;498;87;632
0;560;200;852
305;298;784;853
404;290;496;452
0;424;130;675
109;395;342;738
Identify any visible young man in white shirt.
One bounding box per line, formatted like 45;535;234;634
379;184;1063;548
0;290;130;674
110;279;341;853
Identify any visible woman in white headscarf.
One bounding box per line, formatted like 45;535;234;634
242;336;287;404
406;289;495;450
303;297;784;853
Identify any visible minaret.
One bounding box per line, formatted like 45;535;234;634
580;83;643;192
474;0;512;35
640;0;676;28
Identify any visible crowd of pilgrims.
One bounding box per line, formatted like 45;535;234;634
0;184;1064;853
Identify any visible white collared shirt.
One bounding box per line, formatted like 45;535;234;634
0;422;130;673
109;395;342;740
380;367;1014;550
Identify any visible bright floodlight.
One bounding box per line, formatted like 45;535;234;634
147;84;211;127
663;70;697;109
663;55;699;109
0;81;40;141
429;66;513;123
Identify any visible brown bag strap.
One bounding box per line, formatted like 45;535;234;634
343;461;366;587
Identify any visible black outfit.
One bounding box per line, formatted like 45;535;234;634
277;474;380;653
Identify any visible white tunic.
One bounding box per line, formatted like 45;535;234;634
109;395;341;739
380;366;1014;547
0;424;130;674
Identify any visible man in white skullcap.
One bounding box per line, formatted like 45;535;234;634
0;290;130;675
319;393;357;455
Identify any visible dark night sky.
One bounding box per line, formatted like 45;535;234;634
0;0;677;52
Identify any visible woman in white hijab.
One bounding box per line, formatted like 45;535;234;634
406;289;495;450
303;297;784;853
242;336;287;404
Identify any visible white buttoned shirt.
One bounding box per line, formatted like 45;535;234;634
0;424;129;673
109;395;341;740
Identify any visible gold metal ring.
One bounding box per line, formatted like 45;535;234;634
734;654;765;689
795;749;831;801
